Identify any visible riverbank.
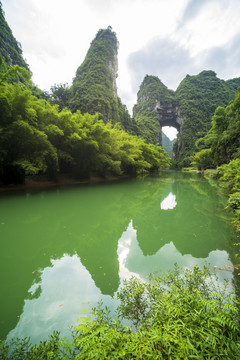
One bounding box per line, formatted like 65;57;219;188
0;173;130;192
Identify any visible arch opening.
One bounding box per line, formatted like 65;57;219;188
162;126;178;157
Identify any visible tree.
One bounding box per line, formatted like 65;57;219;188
50;83;70;111
191;148;214;170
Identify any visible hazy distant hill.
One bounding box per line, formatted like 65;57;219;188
162;132;175;157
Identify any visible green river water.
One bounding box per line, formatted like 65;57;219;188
0;171;237;343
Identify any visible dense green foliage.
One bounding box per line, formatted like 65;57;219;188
50;83;71;111
6;1;239;170
0;331;77;360
133;75;176;145
209;158;240;235
1;267;239;359
192;88;240;170
0;66;170;184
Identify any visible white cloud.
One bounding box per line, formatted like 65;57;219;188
127;36;193;93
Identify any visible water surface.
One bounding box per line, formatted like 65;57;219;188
0;171;236;343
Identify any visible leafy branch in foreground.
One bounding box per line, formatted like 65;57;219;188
0;331;78;360
1;266;240;359
74;266;240;359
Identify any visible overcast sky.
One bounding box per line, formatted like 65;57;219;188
2;0;240;139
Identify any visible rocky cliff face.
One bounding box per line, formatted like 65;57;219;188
155;101;183;131
108;53;118;98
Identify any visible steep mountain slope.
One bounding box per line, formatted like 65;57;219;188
0;4;29;71
69;27;131;128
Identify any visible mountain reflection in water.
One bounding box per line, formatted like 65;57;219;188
0;171;236;343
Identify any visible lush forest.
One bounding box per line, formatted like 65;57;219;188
0;71;170;184
192;88;240;169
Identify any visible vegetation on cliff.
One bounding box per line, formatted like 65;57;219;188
174;70;240;167
69;27;119;121
0;4;29;71
131;72;240;253
68;27;135;135
133;75;176;145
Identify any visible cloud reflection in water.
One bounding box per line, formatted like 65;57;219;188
8;221;234;344
160;192;177;210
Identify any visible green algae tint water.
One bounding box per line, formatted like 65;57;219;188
0;171;237;343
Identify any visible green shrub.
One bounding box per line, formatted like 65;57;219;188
74;266;240;359
1;267;239;359
191;148;214;170
0;331;78;359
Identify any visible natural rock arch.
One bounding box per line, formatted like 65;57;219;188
155;101;183;132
